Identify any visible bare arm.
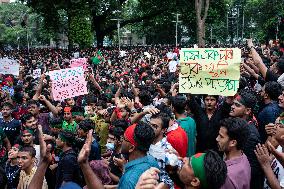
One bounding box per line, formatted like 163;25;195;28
33;74;45;100
4;137;11;152
28;125;52;189
38;95;58;116
247;39;268;79
78;130;105;189
89;74;102;91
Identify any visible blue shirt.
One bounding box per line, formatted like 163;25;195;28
118;155;159;189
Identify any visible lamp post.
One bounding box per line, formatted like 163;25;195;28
111;18;122;51
172;13;181;47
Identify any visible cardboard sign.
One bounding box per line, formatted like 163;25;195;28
0;58;19;76
49;67;88;101
70;58;88;71
179;48;241;96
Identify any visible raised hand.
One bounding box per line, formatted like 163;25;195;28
78;129;93;164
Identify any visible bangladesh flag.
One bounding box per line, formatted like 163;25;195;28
91;50;104;65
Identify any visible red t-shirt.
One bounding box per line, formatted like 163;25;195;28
166;126;188;158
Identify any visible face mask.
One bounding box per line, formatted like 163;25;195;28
106;142;115;151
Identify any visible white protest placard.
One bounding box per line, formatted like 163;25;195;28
70;58;88;71
49;67;88;101
0;58;20;76
33;69;41;79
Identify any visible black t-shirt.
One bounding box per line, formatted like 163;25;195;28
0;118;21;145
5;162;20;189
55;149;82;189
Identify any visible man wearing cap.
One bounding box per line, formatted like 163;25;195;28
229;90;264;189
216;117;251;189
55;131;82;189
118;122;159;189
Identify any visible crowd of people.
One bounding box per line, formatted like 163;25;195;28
0;39;284;189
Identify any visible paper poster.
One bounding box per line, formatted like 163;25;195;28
70;58;88;71
33;69;41;79
144;52;151;59
179;48;241;96
49;67;88;101
0;58;20;76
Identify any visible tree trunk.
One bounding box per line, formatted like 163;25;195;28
96;29;104;48
197;21;205;47
195;0;210;47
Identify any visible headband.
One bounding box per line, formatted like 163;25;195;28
190;153;208;188
235;95;251;108
124;124;137;147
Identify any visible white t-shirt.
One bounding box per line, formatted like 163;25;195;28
169;60;178;72
264;146;284;189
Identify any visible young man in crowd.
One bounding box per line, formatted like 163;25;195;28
0;125;11;166
258;81;282;142
229;90;264;189
172;95;196;156
216;117;251;189
20;129;40;165
5;144;20;189
105;126;124;184
62;107;78;133
55;130;82;189
118;122;159;188
187;94;231;152
19;113;39;145
0;102;21;146
149;112;178;188
27;100;50;134
77;119;101;161
17;146;48;189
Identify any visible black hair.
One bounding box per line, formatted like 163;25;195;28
20;113;34;125
276;59;284;74
1;102;13;109
109;127;124;140
219;117;248;150
156;103;174;119
264;81;282;101
78;119;95;132
138;90;152;106
19;146;36;158
171;95;187;114
150;112;170;129
238;89;258;110
203;94;219;101
27;100;40;107
134;121;155;152
59;131;75;147
111;119;129;131
203;150;227;189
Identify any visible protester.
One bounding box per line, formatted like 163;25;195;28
217;117;251;189
0;41;283;189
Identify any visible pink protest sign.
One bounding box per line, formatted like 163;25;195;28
49;67;88;101
70;58;88;70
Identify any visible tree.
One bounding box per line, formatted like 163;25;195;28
195;0;210;47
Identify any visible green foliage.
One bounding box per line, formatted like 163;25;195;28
0;2;51;47
68;8;93;48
